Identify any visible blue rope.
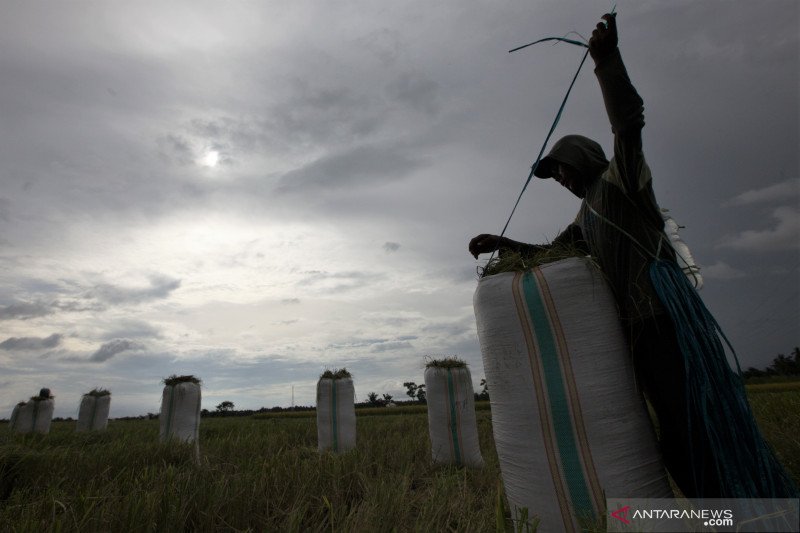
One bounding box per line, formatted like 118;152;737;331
649;259;799;498
488;47;590;265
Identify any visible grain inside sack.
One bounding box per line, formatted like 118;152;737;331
316;369;356;453
424;358;484;467
474;257;672;531
159;375;202;444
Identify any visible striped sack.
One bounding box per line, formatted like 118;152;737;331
474;257;671;532
13;399;54;435
425;366;484;467
159;382;201;443
317;378;356;453
76;394;111;432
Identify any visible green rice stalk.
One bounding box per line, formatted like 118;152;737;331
163;375;202;386
425;356;467;369
319;368;352;380
479;240;589;278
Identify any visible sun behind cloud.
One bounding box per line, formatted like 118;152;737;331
199;149;219;168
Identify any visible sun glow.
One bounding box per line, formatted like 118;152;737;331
200;150;219;167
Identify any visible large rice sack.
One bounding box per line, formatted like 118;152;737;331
316;369;356;453
474;257;672;532
8;402;24;432
13;396;55;435
76;389;112;432
424;359;484;467
159;375;201;443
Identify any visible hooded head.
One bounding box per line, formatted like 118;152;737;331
534;135;609;198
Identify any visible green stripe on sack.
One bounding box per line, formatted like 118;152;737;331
446;369;462;464
331;380;339;452
521;271;594;519
89;397;98;430
165;386;175;439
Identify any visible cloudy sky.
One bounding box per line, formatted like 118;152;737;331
1;1;797;418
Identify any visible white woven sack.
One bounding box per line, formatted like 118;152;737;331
425;366;484;467
474;257;672;532
9;403;22;432
13;399;54;435
76;394;111;431
159;382;201;443
316;378;356;452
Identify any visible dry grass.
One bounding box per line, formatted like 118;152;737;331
479;241;590;278
163;375;202;386
319;368;352;380
425;356;467;369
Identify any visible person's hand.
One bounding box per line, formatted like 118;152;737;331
589;13;618;63
469;234;506;259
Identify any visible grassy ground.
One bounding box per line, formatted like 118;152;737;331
0;392;797;532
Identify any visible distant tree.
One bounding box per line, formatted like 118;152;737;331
367;392;381;406
216;401;235;414
403;382;418;400
201;408;210;417
476;378;490;401
416;384;426;404
382;393;393;404
742;346;800;379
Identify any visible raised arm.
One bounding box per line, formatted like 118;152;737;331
590;14;647;194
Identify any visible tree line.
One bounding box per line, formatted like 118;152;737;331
742;347;800;379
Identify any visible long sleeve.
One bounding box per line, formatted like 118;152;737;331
594;48;648;195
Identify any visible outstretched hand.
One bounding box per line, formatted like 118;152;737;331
589;13;618;62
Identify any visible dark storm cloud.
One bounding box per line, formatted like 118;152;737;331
383;242;401;253
0;301;54;321
89;339;144;363
386;71;441;115
724;179;799;207
102;320;163;341
88;276;181;305
0;333;63;350
275;143;426;193
718;207;800;252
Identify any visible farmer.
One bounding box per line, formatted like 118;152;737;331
469;13;725;498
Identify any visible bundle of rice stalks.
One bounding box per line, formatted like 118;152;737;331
320;368;352;380
160;375;202;447
425;356;467;369
163;375;202;386
424;358;483;467
77;389;112;432
479;240;590;278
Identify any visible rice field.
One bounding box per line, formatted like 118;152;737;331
1;391;798;532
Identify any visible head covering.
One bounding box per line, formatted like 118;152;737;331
533;134;609;179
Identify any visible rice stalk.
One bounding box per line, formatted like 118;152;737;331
320;368;352;380
479;240;589;278
163;375;202;386
425;356;467;369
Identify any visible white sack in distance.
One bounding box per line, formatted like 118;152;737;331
76;393;111;432
474;258;672;532
12;398;54;435
316;377;356;453
159;381;201;444
661;208;703;289
425;365;484;467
